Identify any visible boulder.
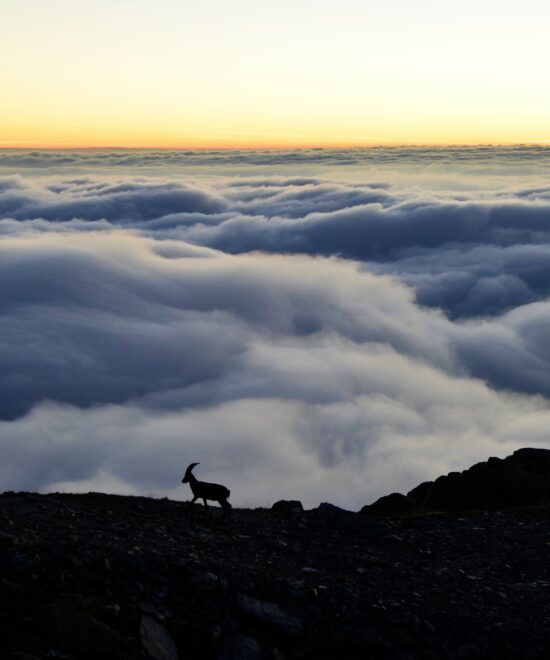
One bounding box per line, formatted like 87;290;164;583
236;593;303;636
140;615;179;660
271;500;304;515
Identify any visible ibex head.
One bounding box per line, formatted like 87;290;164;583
182;462;200;483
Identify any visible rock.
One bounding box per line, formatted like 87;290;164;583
217;634;261;660
315;502;349;515
140;614;179;660
312;501;382;533
3;463;550;660
409;449;550;512
187;570;227;596
271;500;303;515
366;448;550;514
37;597;120;655
361;492;413;515
236;593;303;636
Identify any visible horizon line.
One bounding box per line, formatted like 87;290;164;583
2;141;550;151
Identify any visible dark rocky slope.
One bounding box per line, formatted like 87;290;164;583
1;485;550;659
365;448;550;515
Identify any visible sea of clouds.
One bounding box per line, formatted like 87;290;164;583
2;147;550;508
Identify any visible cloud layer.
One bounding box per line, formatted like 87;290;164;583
4;167;550;322
2;148;550;506
2;145;550;169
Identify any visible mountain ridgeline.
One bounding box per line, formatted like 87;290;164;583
364;448;550;515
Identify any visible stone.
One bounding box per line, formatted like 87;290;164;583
236;593;303;636
217;634;261;660
140;614;179;660
187;570;227;595
271;500;303;515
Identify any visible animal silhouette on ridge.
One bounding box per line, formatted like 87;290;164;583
182;463;232;518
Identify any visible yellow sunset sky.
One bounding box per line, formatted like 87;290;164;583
2;0;550;148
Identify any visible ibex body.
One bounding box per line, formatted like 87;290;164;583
182;463;232;517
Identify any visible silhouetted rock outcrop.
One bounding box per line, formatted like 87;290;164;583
366;492;414;515
271;500;304;515
363;448;550;515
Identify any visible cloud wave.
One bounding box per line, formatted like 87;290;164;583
0;230;549;506
2;149;550;505
4;170;550;321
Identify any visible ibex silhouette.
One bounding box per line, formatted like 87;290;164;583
182;463;232;518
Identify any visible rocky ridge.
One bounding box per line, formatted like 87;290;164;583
2;450;550;658
365;448;550;515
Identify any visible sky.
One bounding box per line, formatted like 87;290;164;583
2;0;550;147
2;147;550;507
2;2;550;507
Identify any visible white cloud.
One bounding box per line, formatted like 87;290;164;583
2;150;550;506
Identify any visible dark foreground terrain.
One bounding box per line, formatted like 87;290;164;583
1;492;550;659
